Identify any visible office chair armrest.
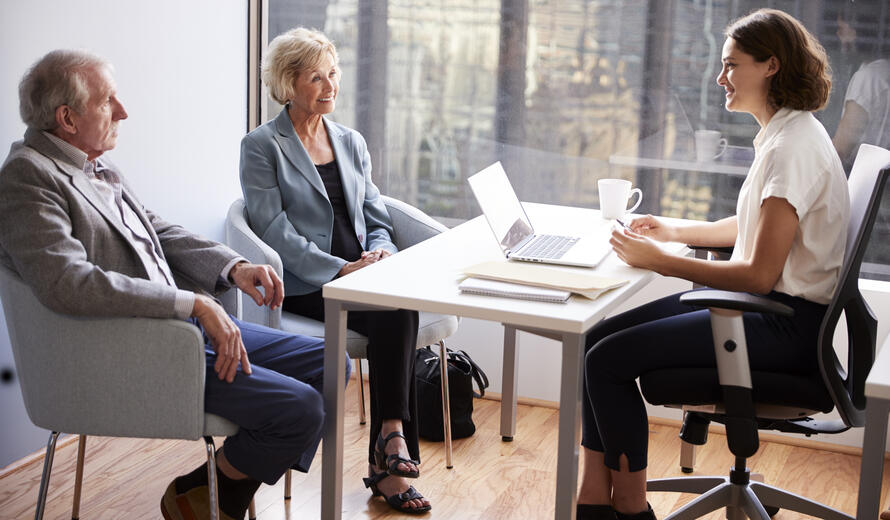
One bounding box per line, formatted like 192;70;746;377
687;245;734;261
14;314;208;440
680;290;794;317
382;195;448;250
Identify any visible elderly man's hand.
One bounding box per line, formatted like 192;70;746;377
192;294;251;383
229;262;284;309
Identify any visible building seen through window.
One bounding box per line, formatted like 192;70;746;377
263;0;890;279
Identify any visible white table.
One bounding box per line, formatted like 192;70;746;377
857;337;890;520
320;202;687;520
609;154;751;177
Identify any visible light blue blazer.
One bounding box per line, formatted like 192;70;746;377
239;108;397;296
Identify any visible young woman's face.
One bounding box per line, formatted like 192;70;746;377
716;38;775;116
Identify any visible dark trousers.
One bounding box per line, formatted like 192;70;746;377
200;315;350;485
581;290;826;473
284;291;421;465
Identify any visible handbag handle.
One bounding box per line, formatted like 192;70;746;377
447;349;489;398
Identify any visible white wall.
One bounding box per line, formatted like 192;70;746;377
0;0;247;467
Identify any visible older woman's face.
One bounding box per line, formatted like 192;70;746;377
290;52;339;117
716;38;774;116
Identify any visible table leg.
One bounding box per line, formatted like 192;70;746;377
555;333;585;520
857;397;890;520
501;325;519;441
322;299;348;520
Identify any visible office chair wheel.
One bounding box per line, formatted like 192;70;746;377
764;505;779;517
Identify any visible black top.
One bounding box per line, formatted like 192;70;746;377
316;160;363;262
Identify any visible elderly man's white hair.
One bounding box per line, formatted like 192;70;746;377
19;49;111;131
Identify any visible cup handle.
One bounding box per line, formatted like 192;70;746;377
713;138;728;160
627;188;643;214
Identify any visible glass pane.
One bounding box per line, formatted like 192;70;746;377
264;0;890;279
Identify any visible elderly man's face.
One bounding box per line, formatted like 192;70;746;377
67;66;128;160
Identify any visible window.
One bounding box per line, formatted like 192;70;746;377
252;0;890;279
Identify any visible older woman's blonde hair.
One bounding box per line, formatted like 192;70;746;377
262;27;339;105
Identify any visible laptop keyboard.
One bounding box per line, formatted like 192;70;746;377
517;234;578;259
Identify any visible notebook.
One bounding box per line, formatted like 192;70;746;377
463;261;627;300
467;162;611;268
458;277;571;303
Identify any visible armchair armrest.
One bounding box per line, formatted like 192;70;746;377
225;200;282;329
382;195;448;250
680;290;794;317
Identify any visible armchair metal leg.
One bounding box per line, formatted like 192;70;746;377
204;436;221;520
34;431;60;520
355;358;366;425
71;435;87;520
437;340;453;469
284;470;292;499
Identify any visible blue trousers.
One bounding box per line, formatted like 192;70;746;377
199;316;351;485
580;290;826;473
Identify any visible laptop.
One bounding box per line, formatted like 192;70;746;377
467;162;611;268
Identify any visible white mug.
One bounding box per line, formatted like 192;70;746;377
598;178;643;220
694;130;728;162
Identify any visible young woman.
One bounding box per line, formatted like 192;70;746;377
576;9;849;520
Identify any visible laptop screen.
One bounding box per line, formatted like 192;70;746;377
467;162;534;253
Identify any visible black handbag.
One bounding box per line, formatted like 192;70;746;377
414;345;489;441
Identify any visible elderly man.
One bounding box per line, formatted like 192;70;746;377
0;49;344;520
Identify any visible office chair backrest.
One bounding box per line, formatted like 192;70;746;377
818;144;890;427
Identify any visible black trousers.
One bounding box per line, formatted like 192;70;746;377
284;291;421;465
580;289;826;473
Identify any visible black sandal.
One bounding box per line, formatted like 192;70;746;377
374;431;420;478
363;470;431;515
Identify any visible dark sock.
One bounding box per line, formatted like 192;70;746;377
216;467;261;519
577;503;617;520
615;503;656;520
173;463;209;494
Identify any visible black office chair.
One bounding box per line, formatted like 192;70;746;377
638;143;890;520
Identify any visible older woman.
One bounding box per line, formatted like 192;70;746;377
576;9;848;520
239;28;430;514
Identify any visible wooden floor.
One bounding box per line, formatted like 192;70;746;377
1;379;889;520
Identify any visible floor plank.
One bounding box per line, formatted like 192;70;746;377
1;379;888;519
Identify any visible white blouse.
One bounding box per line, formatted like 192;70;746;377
730;108;850;304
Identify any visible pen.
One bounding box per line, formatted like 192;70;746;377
615;218;633;231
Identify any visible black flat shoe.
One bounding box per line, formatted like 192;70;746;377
363;470;431;515
615;503;657;520
577;504;617;520
375;431;420;478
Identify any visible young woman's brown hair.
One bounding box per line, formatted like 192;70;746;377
726;8;832;111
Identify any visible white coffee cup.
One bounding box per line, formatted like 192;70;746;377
598;178;643;220
695;130;728;162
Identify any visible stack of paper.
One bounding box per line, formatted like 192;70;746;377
459;277;571;303
463;261;627;300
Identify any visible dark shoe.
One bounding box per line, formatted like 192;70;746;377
615;503;657;520
160;479;237;520
375;430;420;478
363;470;432;515
577;503;618;520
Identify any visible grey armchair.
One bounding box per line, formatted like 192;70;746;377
0;264;239;520
224;196;460;488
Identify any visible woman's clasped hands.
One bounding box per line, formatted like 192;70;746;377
337;248;392;277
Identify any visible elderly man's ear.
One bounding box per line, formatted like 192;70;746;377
54;105;77;135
